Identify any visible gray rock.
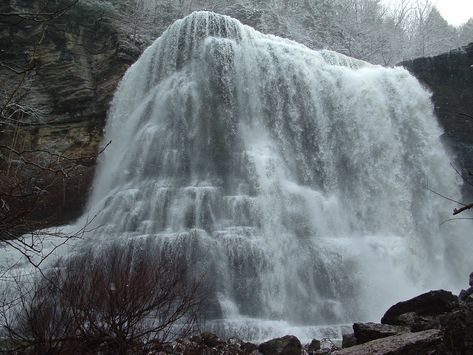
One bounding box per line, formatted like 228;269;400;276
353;322;409;344
331;329;445;355
469;272;473;287
258;335;302;355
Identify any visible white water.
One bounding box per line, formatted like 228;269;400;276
72;11;471;341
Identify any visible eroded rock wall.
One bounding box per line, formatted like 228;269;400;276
401;43;473;181
0;0;141;225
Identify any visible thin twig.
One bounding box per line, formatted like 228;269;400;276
450;162;473;188
440;217;473;226
459;112;473;120
424;185;466;206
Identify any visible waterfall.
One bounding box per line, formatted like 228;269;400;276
82;11;471;341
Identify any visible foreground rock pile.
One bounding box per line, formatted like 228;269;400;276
154;276;473;354
333;287;473;354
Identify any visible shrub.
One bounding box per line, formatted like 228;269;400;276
1;241;201;354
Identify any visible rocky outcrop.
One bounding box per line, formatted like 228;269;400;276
336;283;473;355
112;285;473;355
352;322;409;344
333;329;446;355
341;333;357;348
258;335;302;355
307;339;321;353
441;301;473;354
401;42;473;184
0;0;142;224
459;271;473;302
156;332;258;354
381;290;459;331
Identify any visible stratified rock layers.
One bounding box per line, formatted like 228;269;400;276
0;0;140;224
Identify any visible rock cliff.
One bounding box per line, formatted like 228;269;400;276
0;0;142;225
401;43;473;184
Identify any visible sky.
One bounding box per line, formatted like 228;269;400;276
382;0;473;27
434;0;473;26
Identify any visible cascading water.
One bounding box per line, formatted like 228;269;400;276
81;11;472;341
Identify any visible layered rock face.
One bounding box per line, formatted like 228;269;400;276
0;0;141;224
401;42;473;184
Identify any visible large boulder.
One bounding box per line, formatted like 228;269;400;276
353;322;409;344
381;290;459;331
459;287;473;302
306;339;321;353
342;333;357;348
258;335;302;355
332;329;446;355
441;302;473;354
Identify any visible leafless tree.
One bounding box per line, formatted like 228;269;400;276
0;0;109;270
1;242;202;354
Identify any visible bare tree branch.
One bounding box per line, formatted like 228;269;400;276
453;203;473;216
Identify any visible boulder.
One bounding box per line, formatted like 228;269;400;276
241;341;258;353
258;335;302;355
353;322;409;344
307;338;321;353
331;329;446;355
342;333;357;348
459;287;473;302
190;332;223;348
381;290;459;331
469;272;473;287
441;301;473;354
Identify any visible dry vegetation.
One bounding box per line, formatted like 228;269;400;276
1;243;202;354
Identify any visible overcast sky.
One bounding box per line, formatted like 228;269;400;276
382;0;473;26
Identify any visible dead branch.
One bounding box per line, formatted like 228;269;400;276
453;203;473;216
459;112;473;120
0;243;203;354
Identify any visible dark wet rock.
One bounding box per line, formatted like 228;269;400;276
225;337;257;352
342;333;357;348
241;342;258;353
258;335;302;355
460;274;473;303
441;301;473;355
381;290;459;331
332;329;446;355
401;42;473;188
156;336;258;354
306;338;321;353
459;287;473;302
353;322;409;344
190;332;223;348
